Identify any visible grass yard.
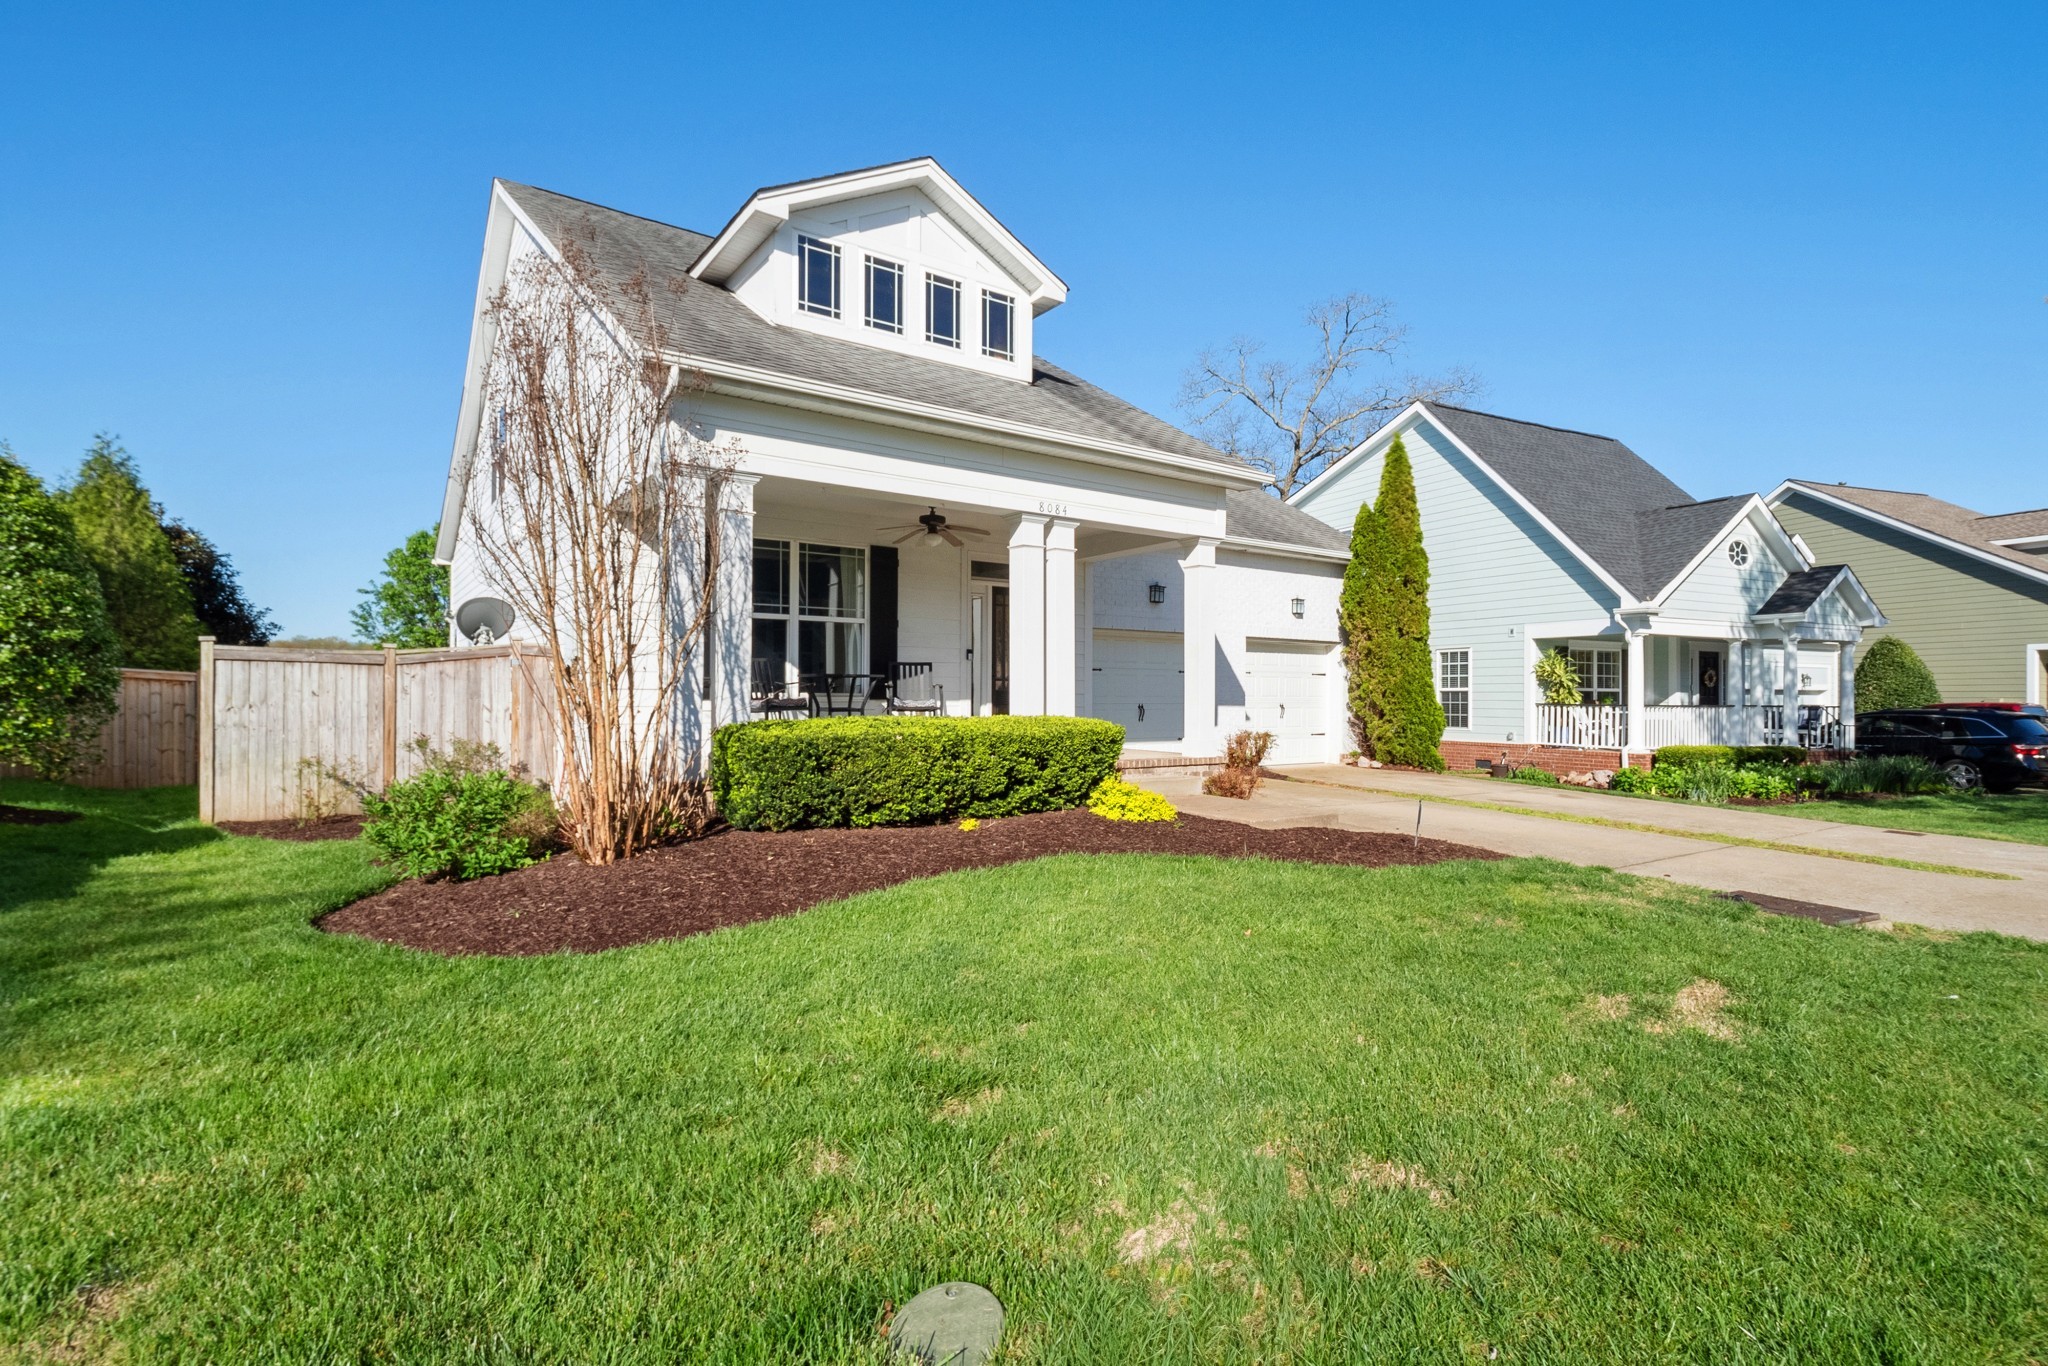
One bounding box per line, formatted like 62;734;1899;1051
4;780;2047;1362
1766;787;2048;846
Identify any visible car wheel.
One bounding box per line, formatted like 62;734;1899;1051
1941;760;1983;792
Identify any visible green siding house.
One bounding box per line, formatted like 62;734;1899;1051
1768;482;2048;706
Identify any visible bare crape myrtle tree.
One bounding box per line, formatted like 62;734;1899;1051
466;236;739;864
1177;293;1481;497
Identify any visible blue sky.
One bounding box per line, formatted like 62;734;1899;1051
3;1;2042;636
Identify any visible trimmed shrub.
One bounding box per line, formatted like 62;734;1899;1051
710;715;1124;831
362;767;557;881
1088;777;1177;822
1654;744;1807;769
1855;636;1940;712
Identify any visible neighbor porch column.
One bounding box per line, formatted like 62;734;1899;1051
709;473;758;730
1838;639;1857;751
1781;633;1802;748
1623;629;1646;762
1008;515;1048;715
1179;537;1220;756
1043;519;1079;716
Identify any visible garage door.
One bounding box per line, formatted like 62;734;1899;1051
1090;631;1183;743
1236;639;1333;765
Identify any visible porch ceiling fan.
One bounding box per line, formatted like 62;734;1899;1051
881;507;990;548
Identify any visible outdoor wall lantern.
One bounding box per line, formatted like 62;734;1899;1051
1147;582;1166;605
1290;597;1305;618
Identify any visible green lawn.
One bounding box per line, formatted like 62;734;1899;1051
5;780;2047;1362
1767;787;2048;845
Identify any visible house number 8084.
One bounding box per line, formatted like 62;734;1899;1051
1037;501;1070;516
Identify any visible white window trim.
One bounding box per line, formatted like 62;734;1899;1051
925;272;962;348
981;288;1015;360
1436;646;1472;731
797;235;841;319
864;254;904;334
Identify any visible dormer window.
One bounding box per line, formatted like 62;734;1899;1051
982;290;1015;361
797;235;840;318
864;255;904;334
925;273;961;348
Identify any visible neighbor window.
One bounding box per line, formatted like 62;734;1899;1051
1436;649;1470;729
981;289;1015;360
864;255;903;333
925;273;961;347
1568;646;1622;705
797;235;840;318
751;541;868;685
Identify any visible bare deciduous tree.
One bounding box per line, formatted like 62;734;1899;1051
465;235;739;865
1177;293;1480;496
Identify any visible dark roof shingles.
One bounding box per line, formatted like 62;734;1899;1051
1225;489;1349;552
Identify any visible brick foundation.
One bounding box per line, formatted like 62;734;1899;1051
1438;740;1651;777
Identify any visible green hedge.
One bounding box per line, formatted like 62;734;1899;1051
710;715;1125;831
1653;744;1807;768
1856;635;1940;712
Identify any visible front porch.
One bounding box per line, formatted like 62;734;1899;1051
1536;702;1845;751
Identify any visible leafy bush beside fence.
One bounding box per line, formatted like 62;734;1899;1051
710;716;1124;831
360;738;558;881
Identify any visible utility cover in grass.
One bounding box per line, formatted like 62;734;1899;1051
888;1282;1002;1365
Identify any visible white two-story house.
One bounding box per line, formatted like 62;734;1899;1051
1290;402;1886;770
436;159;1350;766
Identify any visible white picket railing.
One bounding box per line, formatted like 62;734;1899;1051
1537;704;1628;749
1634;705;1846;751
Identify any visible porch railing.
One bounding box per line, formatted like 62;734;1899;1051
1537;704;1628;750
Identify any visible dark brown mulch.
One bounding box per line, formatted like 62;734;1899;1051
317;808;1498;957
218;815;368;842
0;803;80;826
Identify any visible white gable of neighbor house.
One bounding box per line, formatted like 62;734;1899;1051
1292;412;1617;743
728;187;1035;382
1656;507;1803;618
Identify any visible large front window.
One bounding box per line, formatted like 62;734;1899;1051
797;235;841;318
752;540;867;685
1437;649;1470;729
1569;646;1622;705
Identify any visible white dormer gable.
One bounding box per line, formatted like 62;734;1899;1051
692;159;1064;383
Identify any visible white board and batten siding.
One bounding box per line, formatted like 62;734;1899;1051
198;641;556;822
1292;415;1619;745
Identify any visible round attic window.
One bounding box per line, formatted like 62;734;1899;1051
1727;540;1751;567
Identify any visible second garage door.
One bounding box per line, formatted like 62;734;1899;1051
1090;630;1184;743
1235;639;1334;765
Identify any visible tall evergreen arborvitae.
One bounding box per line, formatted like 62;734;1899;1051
57;437;204;670
1341;434;1445;769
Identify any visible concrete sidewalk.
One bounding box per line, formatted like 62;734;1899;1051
1135;766;2048;941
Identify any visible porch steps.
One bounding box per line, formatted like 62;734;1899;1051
1116;751;1225;779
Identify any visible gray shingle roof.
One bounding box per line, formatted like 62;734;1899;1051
1225;489;1350;553
1756;565;1850;616
1419;403;1746;600
1781;482;2048;580
498;181;1246;474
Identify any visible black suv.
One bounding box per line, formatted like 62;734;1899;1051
1855;707;2048;792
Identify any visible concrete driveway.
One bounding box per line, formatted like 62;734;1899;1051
1135;764;2048;940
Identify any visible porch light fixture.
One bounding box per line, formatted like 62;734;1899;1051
1147;582;1166;605
1290;597;1305;618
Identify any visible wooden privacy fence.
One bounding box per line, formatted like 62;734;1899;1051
0;669;201;788
198;640;557;822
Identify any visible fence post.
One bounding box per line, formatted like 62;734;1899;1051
507;640;522;768
382;646;399;788
197;637;216;822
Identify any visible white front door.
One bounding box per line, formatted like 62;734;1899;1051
1090;630;1184;743
1239;640;1333;765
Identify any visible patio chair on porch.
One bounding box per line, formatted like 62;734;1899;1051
751;660;810;718
807;673;879;716
885;661;945;715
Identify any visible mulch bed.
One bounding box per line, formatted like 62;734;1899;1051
218;815;367;842
317;808;1498;957
0;803;80;826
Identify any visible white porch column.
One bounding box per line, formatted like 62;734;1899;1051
1781;633;1802;747
709;473;757;729
1623;629;1646;761
1838;640;1857;750
666;470;712;776
1007;515;1048;715
1179;537;1220;756
1043;519;1079;716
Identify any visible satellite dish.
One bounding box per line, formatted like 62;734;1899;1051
456;597;515;644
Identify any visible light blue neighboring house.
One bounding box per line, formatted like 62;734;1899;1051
1289;402;1885;767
